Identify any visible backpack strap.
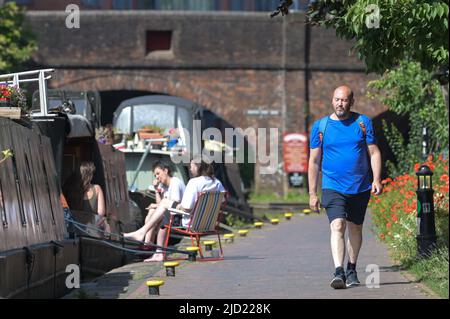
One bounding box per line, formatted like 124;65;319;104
356;114;366;138
318;116;329;143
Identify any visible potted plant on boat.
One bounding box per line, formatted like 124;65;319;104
138;124;165;140
0;85;27;119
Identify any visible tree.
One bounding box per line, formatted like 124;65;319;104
305;0;449;78
0;2;36;73
368;61;448;175
276;0;449;175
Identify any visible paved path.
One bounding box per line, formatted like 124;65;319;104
66;215;435;299
115;212;436;299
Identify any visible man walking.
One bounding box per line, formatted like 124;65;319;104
308;85;383;289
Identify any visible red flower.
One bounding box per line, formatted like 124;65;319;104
391;214;398;222
414;163;421;172
379;233;385;240
440;174;449;183
386;222;392;229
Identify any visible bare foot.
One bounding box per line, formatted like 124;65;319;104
123;230;145;242
143;253;164;262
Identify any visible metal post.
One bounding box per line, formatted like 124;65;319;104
416;165;437;258
422;127;428;161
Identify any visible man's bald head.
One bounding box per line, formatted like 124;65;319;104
332;85;354;119
333;86;354;101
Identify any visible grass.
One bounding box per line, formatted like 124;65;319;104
407;247;449;298
248;190;310;203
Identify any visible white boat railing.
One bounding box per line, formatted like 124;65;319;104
0;69;55;118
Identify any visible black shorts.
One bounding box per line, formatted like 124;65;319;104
160;201;181;229
321;189;371;225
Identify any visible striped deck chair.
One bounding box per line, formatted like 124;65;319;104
163;191;227;262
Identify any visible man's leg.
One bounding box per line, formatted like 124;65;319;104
330;218;347;289
322;190;348;289
347;221;363;264
330;218;346;268
345;190;370;287
124;199;173;241
345;221;363;287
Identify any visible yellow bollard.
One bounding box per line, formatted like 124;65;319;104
224;233;235;243
254;222;264;229
203;240;217;251
163;262;179;277
270;218;280;225
186;246;200;261
238;229;249;237
284;213;293;220
146;280;164;295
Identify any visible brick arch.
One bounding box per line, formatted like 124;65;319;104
52;70;223;115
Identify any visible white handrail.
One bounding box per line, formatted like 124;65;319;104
0;69;55;118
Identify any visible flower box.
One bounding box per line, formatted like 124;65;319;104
0;107;22;119
137;129;165;143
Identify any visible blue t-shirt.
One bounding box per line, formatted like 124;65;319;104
310;113;376;194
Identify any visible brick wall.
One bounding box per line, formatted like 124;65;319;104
25;11;386;192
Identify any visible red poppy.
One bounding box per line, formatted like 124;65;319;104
414;163;421;172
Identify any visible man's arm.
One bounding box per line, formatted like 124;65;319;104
308;147;322;212
368;144;383;195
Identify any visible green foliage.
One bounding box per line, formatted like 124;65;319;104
369;156;449;298
409;246;449;298
306;0;449;75
224;214;248;228
0;2;36;72
368;61;448;175
248;190;310;203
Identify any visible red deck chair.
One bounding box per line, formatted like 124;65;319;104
163;191;227;262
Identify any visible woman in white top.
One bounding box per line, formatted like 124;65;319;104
142;161;185;246
124;157;225;262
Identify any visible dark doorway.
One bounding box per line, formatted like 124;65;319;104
372;110;410;178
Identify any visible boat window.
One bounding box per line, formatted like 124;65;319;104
132;104;176;132
114;106;132;134
11;155;27;226
0;179;6;228
24;154;40;224
112;174;119;207
41;159;56;225
103;160;112;204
